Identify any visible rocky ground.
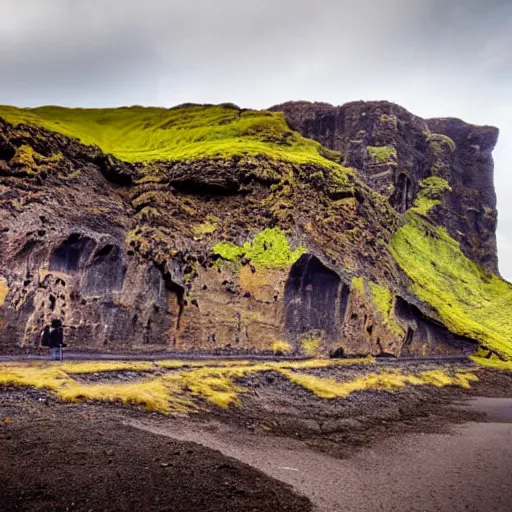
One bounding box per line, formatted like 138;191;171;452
1;360;512;511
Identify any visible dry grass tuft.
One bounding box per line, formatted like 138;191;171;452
279;368;478;399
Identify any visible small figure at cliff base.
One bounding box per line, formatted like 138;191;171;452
41;319;66;361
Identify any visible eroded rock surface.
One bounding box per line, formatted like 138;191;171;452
0;102;495;357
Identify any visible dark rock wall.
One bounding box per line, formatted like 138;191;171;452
271;101;499;273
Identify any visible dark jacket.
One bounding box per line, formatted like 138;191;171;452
40;326;51;347
48;327;64;348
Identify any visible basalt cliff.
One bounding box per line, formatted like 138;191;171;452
0;101;511;359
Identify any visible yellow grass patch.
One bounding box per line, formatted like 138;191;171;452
470;356;512;372
279;368;478;399
58;378;187;414
272;341;293;355
60;361;155;374
0;358;476;414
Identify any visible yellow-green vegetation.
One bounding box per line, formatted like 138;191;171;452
0;358;374;414
351;276;365;294
281;368;478;399
412;177;452;215
368;282;405;336
0;276;8;307
0;104;343;169
60;361;155;374
193;216;219;237
9;144;62;174
367;145;397;164
213;227;305;268
272;341;293;355
470;356;512;372
300;333;323;357
391;214;512;359
0;357;477;414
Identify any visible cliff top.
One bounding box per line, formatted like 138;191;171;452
0;104;342;168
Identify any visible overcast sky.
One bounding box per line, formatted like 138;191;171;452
1;0;511;279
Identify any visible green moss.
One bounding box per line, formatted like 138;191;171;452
470;357;512;372
272;341;293;355
411;177;452;215
8;144;63;176
213;242;243;262
429;133;456;153
10;145;38;173
367;146;397;164
391;214;512;359
300;333;323;357
368;282;404;336
193;216;219;236
352;277;365;294
0;104;343;170
213;227;305;268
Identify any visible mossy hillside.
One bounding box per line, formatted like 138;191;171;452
213;227;305;268
368;282;405;336
0;104;345;170
391;214;512;359
367;145;397;164
411;177;452;215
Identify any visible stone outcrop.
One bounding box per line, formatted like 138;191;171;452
0;101;497;358
270;101;499;273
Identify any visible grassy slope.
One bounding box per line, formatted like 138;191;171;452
391;214;512;359
0;104;342;167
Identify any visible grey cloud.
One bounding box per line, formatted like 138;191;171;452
0;0;511;278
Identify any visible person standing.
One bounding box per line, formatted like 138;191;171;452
48;319;64;361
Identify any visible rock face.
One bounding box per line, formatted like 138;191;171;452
270;101;499;273
0;102;500;357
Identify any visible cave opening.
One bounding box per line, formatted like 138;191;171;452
164;277;185;332
284;254;344;340
49;234;95;274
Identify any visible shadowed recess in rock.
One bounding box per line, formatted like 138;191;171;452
284;255;346;341
83;245;126;296
49;234;95;274
395;296;478;357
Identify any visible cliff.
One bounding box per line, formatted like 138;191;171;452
270;101;499;273
0;102;510;359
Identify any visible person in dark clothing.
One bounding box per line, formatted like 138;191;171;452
47;319;65;361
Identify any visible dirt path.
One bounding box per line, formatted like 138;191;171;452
0;352;467;363
130;397;512;512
